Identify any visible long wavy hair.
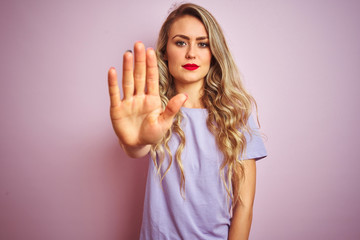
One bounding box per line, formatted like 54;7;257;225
150;3;257;209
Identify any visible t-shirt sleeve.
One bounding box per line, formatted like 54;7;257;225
240;115;267;161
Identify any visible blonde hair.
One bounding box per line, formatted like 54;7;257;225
151;3;257;208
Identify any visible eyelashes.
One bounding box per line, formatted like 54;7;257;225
175;41;209;48
175;41;186;46
198;42;209;48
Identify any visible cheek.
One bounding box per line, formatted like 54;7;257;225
202;51;212;65
166;47;181;63
166;57;178;77
167;54;177;71
207;52;212;64
167;51;183;73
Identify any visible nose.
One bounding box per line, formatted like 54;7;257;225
185;45;196;59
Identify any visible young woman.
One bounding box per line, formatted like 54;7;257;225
107;3;266;240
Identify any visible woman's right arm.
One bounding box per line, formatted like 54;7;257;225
107;42;187;158
118;141;151;159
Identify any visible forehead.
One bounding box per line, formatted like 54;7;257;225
168;15;208;38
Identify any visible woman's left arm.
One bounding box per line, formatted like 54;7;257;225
228;159;256;240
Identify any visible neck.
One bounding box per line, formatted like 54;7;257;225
175;81;204;109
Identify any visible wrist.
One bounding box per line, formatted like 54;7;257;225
119;140;151;158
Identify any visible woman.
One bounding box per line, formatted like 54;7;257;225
108;3;266;240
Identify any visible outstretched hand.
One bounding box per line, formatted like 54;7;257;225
108;42;187;157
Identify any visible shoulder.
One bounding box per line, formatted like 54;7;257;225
242;114;267;161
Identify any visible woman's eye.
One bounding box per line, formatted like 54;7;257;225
176;41;186;46
198;42;209;48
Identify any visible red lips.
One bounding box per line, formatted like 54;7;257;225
182;64;199;71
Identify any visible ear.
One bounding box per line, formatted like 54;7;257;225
164;52;168;61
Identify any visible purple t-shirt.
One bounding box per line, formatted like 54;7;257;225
140;107;267;240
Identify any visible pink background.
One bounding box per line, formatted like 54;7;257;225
1;0;359;239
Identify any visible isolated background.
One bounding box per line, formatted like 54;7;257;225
1;0;359;239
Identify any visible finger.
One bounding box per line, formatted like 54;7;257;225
108;67;121;107
146;48;159;96
134;42;146;95
122;50;134;100
160;93;188;127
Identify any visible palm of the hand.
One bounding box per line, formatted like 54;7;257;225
110;94;163;146
108;42;187;151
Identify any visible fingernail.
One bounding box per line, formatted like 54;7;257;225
110;66;115;70
184;93;188;99
126;50;132;53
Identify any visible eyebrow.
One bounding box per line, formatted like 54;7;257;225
172;34;208;40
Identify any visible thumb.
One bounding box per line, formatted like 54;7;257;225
160;93;188;126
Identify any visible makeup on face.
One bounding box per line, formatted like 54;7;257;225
182;64;199;71
171;35;210;50
165;15;212;88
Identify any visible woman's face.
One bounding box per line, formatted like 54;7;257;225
166;15;212;89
